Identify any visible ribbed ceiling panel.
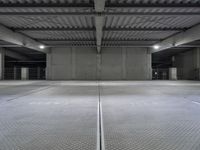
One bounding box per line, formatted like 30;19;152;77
0;0;91;4
20;31;95;40
103;31;177;40
106;0;200;4
0;16;94;28
0;0;199;47
105;15;200;29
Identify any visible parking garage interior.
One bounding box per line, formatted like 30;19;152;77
0;0;200;150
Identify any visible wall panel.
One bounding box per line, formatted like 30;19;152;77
47;47;152;80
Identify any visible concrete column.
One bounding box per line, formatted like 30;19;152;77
147;49;152;80
37;67;41;80
197;48;200;67
71;47;76;80
169;67;177;80
196;48;200;80
0;48;5;80
21;67;29;80
46;49;52;80
172;56;176;67
14;66;17;80
122;47;127;80
97;53;101;80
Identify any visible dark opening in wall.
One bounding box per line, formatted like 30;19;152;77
4;55;46;80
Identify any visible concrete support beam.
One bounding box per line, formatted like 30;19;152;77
95;16;104;53
94;0;105;53
0;3;198;9
46;49;52;80
195;48;200;80
0;48;5;80
0;12;199;16
96;53;101;80
197;48;200;69
14;66;17;80
94;0;105;12
13;27;185;32
151;24;200;53
147;50;152;80
0;24;48;53
21;67;29;80
169;68;177;80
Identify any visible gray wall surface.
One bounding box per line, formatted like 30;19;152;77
175;48;200;80
0;48;5;80
47;47;152;80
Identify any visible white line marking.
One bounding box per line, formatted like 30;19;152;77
97;99;100;150
97;81;105;150
100;98;105;150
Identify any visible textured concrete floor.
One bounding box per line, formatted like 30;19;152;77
0;81;200;150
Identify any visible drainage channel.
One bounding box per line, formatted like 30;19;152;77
97;81;105;150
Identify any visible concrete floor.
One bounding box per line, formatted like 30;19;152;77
0;81;200;150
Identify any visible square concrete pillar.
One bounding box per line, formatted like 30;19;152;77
21;67;29;80
14;66;17;80
46;50;52;80
0;48;5;80
169;67;177;80
37;67;41;79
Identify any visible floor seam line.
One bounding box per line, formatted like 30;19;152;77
98;81;105;150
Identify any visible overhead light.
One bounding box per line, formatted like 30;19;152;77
39;45;45;49
153;45;160;50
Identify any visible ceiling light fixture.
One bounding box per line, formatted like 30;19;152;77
39;45;45;49
153;45;160;50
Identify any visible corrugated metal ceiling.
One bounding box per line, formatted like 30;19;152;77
0;0;199;47
106;0;200;4
105;15;200;29
0;0;199;4
0;0;92;4
20;30;96;40
0;16;94;28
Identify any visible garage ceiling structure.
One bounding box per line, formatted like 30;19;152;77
0;0;199;55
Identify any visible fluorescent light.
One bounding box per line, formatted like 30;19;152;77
153;45;160;50
39;45;45;49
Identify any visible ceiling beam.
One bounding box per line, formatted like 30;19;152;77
104;12;200;16
0;3;93;8
0;12;199;16
0;24;48;53
39;39;159;42
0;3;199;8
94;0;106;53
43;44;200;48
14;27;95;31
151;24;200;53
13;27;185;32
106;3;200;8
105;27;184;32
0;45;21;47
45;44;153;48
177;45;200;48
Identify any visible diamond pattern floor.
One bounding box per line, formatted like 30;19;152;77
0;81;200;150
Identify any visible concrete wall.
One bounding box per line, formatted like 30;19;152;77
47;47;97;80
101;48;123;80
0;48;5;80
47;47;152;80
175;48;200;80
